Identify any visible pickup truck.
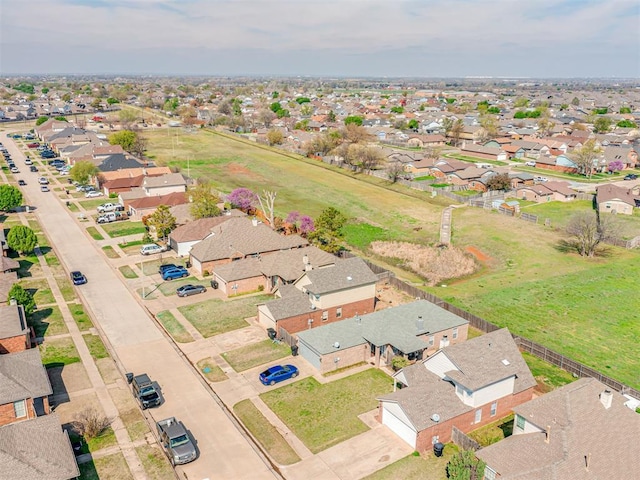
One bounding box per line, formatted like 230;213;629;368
97;202;124;213
156;417;197;466
97;211;128;224
130;373;161;409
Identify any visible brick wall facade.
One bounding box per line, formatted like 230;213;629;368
219;275;267;296
278;297;376;335
413;387;534;452
0;398;36;427
0;334;30;354
319;344;369;374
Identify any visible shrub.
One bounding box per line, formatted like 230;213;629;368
392;356;410;371
72;408;111;440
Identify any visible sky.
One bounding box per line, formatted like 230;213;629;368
1;0;639;78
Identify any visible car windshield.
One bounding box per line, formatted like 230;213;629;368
140;386;155;395
141;391;159;400
170;435;190;447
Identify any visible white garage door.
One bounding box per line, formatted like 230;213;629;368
298;342;321;370
382;405;417;448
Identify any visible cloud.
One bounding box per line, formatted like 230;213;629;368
1;0;638;76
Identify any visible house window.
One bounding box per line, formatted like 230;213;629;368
474;409;482;424
321;310;328;322
484;467;497;480
428;335;434;346
515;414;525;431
491;401;497;416
14;400;27;418
452;327;458;339
336;307;342;318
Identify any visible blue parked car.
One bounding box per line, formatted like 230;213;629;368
259;365;299;386
162;267;188;281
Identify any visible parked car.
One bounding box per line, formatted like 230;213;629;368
70;271;87;285
40;185;50;192
30;166;38;172
159;263;180;274
140;244;165;255
176;284;206;297
10;167;19;173
162;267;189;281
40;151;56;159
24;158;33;165
259;364;299;386
129;373;161;409
27;142;40;148
534;176;548;182
38;177;49;184
525;161;536;167
97;202;122;213
85;191;103;198
156;417;197;466
624;174;638;180
18;179;26;186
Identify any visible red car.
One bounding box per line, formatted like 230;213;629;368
27;142;40;148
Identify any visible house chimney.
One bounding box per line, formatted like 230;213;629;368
252;218;258;226
416;315;425;331
303;254;309;265
599;390;613;409
545;425;551;444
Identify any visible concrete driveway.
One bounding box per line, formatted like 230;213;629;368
3;137;279;480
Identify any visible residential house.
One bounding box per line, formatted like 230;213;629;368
189;217;308;275
534;154;579;174
407;134;446;148
125;192;188;220
404;158;436;176
508;172;535;189
596;184;638;215
447;166;497;192
168;213;242;257
377;328;536;452
257;256;378;335
213;245;337;296
460;143;507;162
511;140;549;159
477;378;640;480
99;166;172;184
141;173;187;196
429;158;470;179
501;144;526;160
0;305;31;354
517;181;577;203
297;300;469;373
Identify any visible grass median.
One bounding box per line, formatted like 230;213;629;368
156;310;194;343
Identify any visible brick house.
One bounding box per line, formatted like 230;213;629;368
596;184;639;215
477;378;640;480
297;300;469;374
257;256;378;335
0;305;31;354
377;328;535;452
189;217;308;275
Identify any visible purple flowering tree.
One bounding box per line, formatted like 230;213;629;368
299;215;315;235
286;211;300;224
608;160;624;173
227;188;258;212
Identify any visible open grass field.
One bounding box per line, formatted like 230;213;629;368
222;339;291;372
434;207;640;389
261;368;393;453
100;221;147;238
39;337;80;367
145;128;448;243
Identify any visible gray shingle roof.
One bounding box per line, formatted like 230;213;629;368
477;378;640;479
297;300;469;355
299;257;378;295
0;349;53;404
0;305;29;340
190;217;308;263
142;172;186;188
0;413;79;480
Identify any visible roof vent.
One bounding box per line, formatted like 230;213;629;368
333;342;340;349
431;413;440;423
502;359;510;366
346;276;353;281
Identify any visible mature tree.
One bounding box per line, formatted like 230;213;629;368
300;104;313;117
189;182;220;219
35;116;49;126
608;160;624;173
8;284;36;316
407;118;419;130
443;118;464;146
341;123;370;144
0;185;23;212
131;133;147;158
258;109;276;128
514;97;529;108
178;105;197;126
227;188;258;212
70;160;99;185
349;145;383;171
446;450;486;480
476;114;498;142
6;225;37;254
593;116;612;134
257;190;277;228
344;115;364;126
109;130;138;151
118;108;138;128
266;129;284;146
147;205;176;241
570;139;602;178
163;97;179;112
327;110;336;122
308;207;347;253
486;172;511;191
566;211;616;257
386;161;406;183
304;131;341;156
571;96;580;106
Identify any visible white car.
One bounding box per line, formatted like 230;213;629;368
38;177;49;185
534;176;548;183
85;191;103;198
10;167;19;173
525;161;536;167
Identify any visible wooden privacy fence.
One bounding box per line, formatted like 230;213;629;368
452;426;481;451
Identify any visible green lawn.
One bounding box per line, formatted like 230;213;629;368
468;414;514;447
69;303;93;331
179;294;271;337
261;368;393;453
78;198;108;210
156;310;194;343
20;278;55;305
362;447;458;480
196;357;228;382
118;265;139;279
522;352;577;393
342;221;402;250
157;276;208;296
56;275;76;302
100;221;147;238
234;399;300;465
29;306;68;337
135;445;174;480
222;339;291;372
430;207;640;389
39;337;80;367
102;245;120;258
86;226;104;240
83;333;110;360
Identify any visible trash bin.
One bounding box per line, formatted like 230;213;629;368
185;260;191;268
210;280;219;289
125;372;134;384
267;328;277;340
433;442;445;457
291;345;299;356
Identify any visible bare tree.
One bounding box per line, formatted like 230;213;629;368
566;211;616;257
386;161;406;183
257;190;277;228
72;408;111;440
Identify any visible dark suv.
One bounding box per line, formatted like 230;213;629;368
129;373;161;409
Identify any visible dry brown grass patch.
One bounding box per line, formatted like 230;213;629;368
370;241;477;286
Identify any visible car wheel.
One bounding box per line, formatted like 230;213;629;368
291;372;298;378
182;273;187;278
270;380;276;386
